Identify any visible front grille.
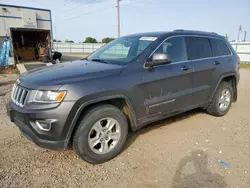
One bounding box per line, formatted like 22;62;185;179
11;84;29;107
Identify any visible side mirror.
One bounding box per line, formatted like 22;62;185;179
145;53;171;69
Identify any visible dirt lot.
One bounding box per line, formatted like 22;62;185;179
0;70;250;188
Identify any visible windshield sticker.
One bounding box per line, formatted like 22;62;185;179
139;37;158;41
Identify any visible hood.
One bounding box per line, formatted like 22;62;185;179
19;60;124;90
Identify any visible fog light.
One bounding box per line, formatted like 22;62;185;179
35;120;52;131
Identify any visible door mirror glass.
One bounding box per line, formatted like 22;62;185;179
145;53;171;68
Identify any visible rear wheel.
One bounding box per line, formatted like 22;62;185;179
206;82;233;116
73;104;128;164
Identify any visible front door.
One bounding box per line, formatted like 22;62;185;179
137;36;193;120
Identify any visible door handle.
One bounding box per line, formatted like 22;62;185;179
214;61;221;65
181;66;191;71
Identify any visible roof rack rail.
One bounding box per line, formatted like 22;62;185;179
174;29;184;32
173;29;218;35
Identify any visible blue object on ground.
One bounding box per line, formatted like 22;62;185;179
0;40;7;67
47;48;50;57
217;160;230;168
0;40;10;69
4;40;10;68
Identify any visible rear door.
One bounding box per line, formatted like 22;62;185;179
185;36;215;106
209;37;233;77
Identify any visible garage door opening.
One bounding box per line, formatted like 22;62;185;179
10;28;51;63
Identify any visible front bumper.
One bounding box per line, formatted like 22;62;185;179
6;101;75;150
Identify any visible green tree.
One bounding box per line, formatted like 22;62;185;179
65;39;74;43
84;37;98;43
102;37;115;43
53;39;57;42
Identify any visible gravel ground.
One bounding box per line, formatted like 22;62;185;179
0;70;250;188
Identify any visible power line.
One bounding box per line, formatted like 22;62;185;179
63;0;111;13
120;0;161;7
63;0;72;4
59;0;74;8
57;0;161;35
87;0;103;4
59;0;115;20
62;5;115;21
63;0;102;14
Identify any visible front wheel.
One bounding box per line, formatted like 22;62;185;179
73;104;128;164
206;81;233;116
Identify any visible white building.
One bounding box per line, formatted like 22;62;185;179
0;4;53;64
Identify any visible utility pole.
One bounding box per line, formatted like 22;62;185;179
237;25;242;42
116;0;121;37
244;31;247;42
225;34;229;41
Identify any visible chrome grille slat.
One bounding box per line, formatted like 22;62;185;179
20;90;27;105
16;88;22;104
13;86;19;101
11;84;29;108
11;85;16;99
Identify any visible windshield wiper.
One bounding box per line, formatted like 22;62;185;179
91;58;108;64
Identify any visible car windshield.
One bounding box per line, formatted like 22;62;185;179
87;36;158;65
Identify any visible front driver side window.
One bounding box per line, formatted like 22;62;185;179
154;37;187;63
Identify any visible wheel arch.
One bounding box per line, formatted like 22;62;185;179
65;95;137;147
211;73;237;103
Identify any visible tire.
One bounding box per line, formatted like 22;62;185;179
73;104;128;164
206;81;233;116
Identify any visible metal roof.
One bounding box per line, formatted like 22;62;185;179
0;3;51;12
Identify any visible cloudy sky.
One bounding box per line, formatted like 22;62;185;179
1;0;249;42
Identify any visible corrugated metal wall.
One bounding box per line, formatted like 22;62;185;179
0;5;51;37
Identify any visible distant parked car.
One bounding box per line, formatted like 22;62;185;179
7;30;240;164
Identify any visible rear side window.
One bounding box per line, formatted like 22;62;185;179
186;37;212;60
210;38;231;56
153;37;187;63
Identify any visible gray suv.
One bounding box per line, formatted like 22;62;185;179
7;30;240;164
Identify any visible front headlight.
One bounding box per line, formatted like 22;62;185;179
33;90;67;103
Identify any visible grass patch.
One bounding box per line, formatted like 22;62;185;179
240;63;250;69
